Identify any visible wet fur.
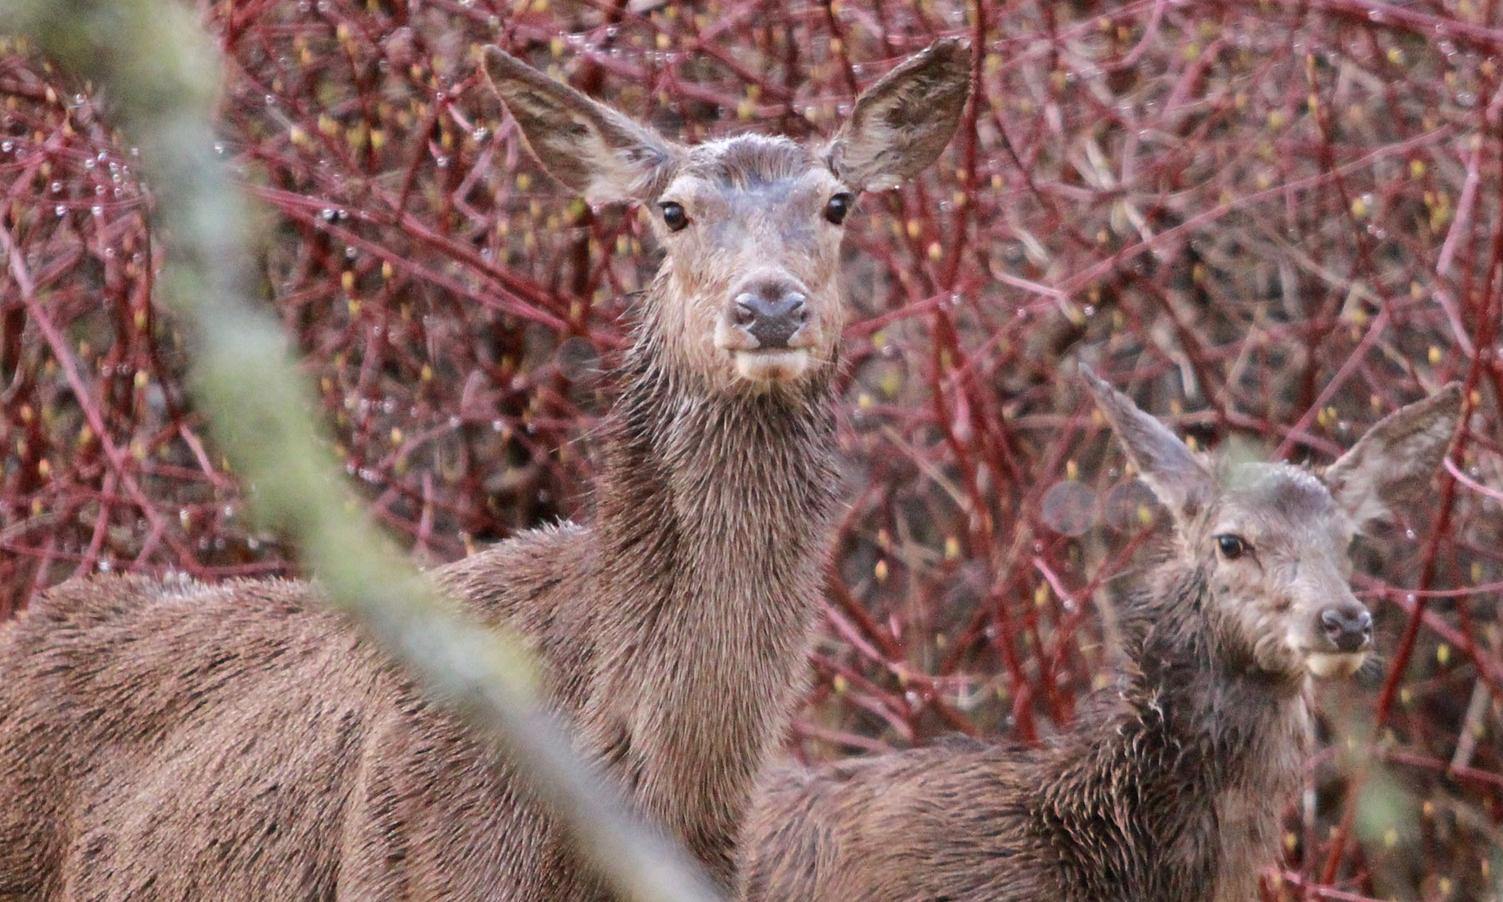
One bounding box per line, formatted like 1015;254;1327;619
738;377;1461;902
738;555;1311;902
0;41;971;900
0;264;838;902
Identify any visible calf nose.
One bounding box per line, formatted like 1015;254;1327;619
1320;606;1373;653
732;284;809;350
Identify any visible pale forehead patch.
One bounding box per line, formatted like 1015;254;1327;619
681;134;825;189
1222;462;1337;523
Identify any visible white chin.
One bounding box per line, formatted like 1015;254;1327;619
1306;651;1367;679
733;350;811;383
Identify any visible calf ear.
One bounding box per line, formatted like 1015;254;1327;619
1080;364;1213;522
482;46;683;205
826;38;971;191
1323;384;1463;529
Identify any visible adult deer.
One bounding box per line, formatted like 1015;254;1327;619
738;368;1462;902
0;40;970;899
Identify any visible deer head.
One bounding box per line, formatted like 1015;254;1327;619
1082;366;1462;681
482;39;971;390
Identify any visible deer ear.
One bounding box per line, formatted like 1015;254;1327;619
1323;384;1463;529
826;38;971;192
482;46;683;205
1081;364;1213;519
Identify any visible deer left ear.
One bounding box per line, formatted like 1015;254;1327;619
826;38;971;192
1080;364;1213;521
1323;384;1463;529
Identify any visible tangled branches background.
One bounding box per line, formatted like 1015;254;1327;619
2;1;1501;898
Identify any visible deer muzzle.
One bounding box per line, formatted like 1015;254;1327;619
1319;604;1373;654
731;282;811;351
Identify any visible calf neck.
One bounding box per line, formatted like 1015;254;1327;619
738;369;1462;902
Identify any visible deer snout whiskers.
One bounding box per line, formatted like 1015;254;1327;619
718;276;817;382
1304;601;1375;678
731;283;810;351
1318;603;1373;653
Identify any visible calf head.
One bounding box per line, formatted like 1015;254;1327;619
1083;367;1462;681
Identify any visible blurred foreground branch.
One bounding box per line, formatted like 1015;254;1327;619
0;2;719;899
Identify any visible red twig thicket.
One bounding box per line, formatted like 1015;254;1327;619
2;1;1501;898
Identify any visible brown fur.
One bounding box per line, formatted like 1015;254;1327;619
0;41;970;900
737;374;1462;902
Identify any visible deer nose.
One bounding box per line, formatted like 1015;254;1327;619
1319;606;1373;653
732;284;809;351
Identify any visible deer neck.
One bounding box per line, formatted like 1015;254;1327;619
581;319;840;872
593;325;839;621
1101;566;1315;898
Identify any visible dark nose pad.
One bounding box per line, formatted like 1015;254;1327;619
733;284;809;350
1320;607;1373;653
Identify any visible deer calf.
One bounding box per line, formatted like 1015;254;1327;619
738;367;1462;902
0;41;970;899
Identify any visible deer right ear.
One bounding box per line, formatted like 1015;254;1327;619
482;46;683;205
826;37;972;192
1323;384;1463;529
1081;364;1213;519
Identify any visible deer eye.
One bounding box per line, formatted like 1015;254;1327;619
824;192;854;225
1215;534;1250;560
658;201;689;232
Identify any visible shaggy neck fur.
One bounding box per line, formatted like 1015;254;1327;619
1034;557;1313;901
578;309;840;879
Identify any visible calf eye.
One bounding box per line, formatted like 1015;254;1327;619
824;192;855;225
1215;534;1250;560
659;201;689;232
